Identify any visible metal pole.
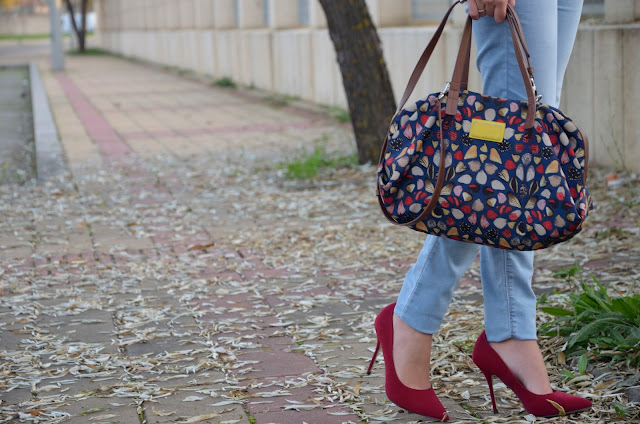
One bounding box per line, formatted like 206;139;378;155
49;0;65;71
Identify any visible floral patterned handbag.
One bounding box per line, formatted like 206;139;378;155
376;2;591;251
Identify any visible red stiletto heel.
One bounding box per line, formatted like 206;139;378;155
367;341;381;375
472;331;592;417
481;371;499;413
368;303;449;421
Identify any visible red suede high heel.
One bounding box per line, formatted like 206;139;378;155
472;331;592;417
367;303;449;422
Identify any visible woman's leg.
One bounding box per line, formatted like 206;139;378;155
474;0;584;394
391;0;584;394
479;246;552;394
394;236;480;389
473;0;558;395
393;0;560;388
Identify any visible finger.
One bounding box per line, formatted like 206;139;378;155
468;0;480;20
494;3;508;23
482;0;495;16
509;0;516;6
485;4;496;18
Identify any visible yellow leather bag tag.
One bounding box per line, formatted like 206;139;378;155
469;119;506;143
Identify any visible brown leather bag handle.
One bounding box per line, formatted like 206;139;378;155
378;0;465;173
377;0;470;227
393;0;464;115
376;0;464;203
446;6;538;129
394;1;536;122
454;4;532;96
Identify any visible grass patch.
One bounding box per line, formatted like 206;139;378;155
540;267;640;366
613;401;629;418
595;227;629;239
0;32;94;41
0;33;50;41
67;48;110;56
459;404;481;419
327;106;351;123
263;93;299;108
452;339;474;354
213;77;236;88
278;141;357;180
243;407;256;424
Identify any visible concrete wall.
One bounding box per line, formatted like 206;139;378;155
93;0;640;173
560;23;640;171
0;14;49;35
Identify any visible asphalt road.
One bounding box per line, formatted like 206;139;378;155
0;39;51;66
0;65;35;184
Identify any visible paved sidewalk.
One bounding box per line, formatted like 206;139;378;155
1;52;639;424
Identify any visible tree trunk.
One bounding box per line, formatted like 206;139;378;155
64;0;87;52
80;0;88;51
318;0;396;164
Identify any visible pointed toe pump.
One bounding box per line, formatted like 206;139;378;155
368;303;449;421
472;331;592;417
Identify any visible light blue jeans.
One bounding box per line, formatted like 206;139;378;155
395;0;584;343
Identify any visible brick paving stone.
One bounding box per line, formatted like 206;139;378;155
0;388;36;408
0;329;26;352
38;375;117;399
58;397;142;424
136;370;226;390
247;384;360;424
237;337;321;380
41;310;120;354
192;292;264;313
313;343;373;372
126;337;202;358
458;276;482;289
142;385;250;424
0;236;27;250
200;311;280;334
239;268;289;280
0;246;32;259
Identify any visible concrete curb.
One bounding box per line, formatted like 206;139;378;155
29;62;67;184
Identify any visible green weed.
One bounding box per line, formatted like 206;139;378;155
613;401;628;418
67;48;109;56
0;33;50;41
552;265;581;280
540;268;640;366
278;142;357;180
244;406;256;424
595;227;629;239
214;77;236;88
577;354;588;375
327;106;351;123
263;93;298;108
452;339;474;354
81;408;108;415
459;404;481;419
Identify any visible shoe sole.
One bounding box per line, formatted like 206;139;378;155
539;406;592;418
